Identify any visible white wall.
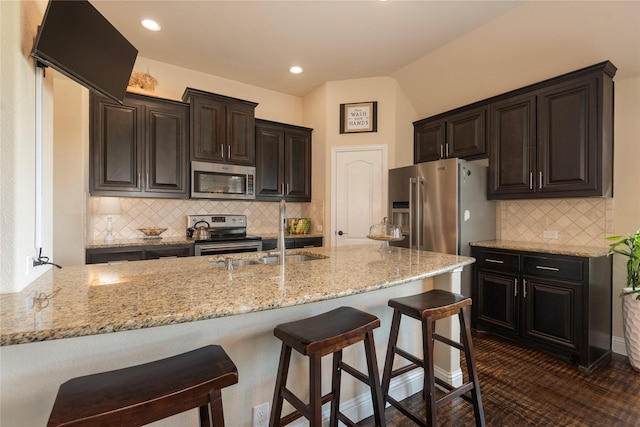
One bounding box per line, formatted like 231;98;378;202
393;1;640;119
52;77;88;266
131;56;304;125
611;75;640;339
306;77;417;246
0;0;54;293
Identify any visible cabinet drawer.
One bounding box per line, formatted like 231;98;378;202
523;255;583;282
474;250;520;272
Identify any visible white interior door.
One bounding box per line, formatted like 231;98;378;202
332;145;387;246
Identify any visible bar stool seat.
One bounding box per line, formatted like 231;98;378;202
270;306;387;426
381;289;485;427
47;345;238;427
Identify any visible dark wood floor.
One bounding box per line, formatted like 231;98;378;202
358;334;640;426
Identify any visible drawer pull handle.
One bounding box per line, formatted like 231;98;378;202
536;265;560;271
485;259;505;264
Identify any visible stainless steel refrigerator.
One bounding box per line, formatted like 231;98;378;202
388;158;496;296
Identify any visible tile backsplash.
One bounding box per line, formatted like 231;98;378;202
91;196;612;248
89;197;324;242
498;198;613;247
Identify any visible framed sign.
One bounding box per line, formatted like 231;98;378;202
340;101;377;134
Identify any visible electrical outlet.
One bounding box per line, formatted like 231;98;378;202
543;230;559;239
26;256;35;275
317;224;323;232
252;402;269;427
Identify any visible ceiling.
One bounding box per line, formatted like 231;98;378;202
91;1;524;97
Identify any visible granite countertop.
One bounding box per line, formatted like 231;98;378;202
85;233;324;249
470;240;609;258
0;244;474;346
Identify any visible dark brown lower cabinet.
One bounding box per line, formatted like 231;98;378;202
261;237;323;251
472;246;611;372
86;243;194;264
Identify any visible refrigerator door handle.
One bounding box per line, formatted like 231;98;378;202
416;177;425;250
409;177;416;249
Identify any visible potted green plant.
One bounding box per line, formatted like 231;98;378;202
607;228;640;371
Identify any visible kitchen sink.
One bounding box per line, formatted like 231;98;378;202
210;258;261;268
212;253;326;269
257;254;324;264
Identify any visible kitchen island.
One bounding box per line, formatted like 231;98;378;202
1;243;474;426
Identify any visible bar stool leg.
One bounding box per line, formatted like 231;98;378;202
364;330;387;427
381;309;402;397
422;317;437;427
199;404;210;427
208;388;226;427
310;352;323;426
270;342;292;426
329;350;343;427
460;305;486;427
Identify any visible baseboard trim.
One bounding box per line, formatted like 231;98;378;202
287;366;461;426
612;335;627;356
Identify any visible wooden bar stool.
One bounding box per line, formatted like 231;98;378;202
270;306;387;427
381;290;485;427
47;345;238;427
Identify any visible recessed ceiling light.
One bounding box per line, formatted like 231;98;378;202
141;19;161;32
289;66;303;74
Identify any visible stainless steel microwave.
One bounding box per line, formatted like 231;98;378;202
191;161;255;200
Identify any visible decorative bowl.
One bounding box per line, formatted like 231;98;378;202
138;227;167;239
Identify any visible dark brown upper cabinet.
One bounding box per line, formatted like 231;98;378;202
255;119;312;202
182;88;258;166
489;61;615;199
414;104;488;163
90;92;189;198
489;93;537;197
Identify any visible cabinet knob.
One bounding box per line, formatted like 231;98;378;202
338;230;344;236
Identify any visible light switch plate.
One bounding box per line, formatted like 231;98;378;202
543;230;559;239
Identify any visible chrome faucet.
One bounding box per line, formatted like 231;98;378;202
277;198;286;265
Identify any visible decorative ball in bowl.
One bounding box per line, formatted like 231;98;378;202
138;227;167;239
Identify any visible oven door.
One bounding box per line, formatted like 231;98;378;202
195;240;263;256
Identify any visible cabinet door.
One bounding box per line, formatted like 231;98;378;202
284;128;311;201
475;270;519;336
190;95;225;162
446;105;487;159
90;95;143;194
293;237;323;248
489;94;536;198
226;102;256;165
537;75;599;196
522;277;581;351
414;119;444;163
145;100;189;197
145;245;194;259
255;123;285;200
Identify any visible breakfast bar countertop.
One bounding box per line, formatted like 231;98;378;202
0;244;474;346
470;240;610;258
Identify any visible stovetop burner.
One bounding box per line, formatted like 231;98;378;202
186;214;261;243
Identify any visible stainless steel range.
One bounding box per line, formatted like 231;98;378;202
187;214;262;256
